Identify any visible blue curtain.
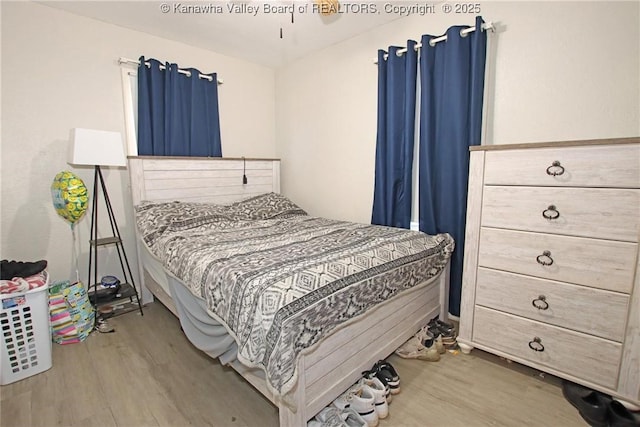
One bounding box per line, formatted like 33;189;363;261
371;41;418;228
137;56;222;157
419;17;487;316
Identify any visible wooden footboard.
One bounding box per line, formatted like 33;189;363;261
141;263;449;426
279;268;447;426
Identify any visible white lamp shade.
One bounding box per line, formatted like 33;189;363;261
68;128;126;167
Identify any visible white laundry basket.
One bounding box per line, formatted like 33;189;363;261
1;278;53;385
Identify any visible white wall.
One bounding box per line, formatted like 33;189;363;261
1;2;276;283
2;1;639;284
275;1;640;224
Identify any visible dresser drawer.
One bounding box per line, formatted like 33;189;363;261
483;144;640;188
473;307;622;389
478;228;637;293
475;268;629;341
481;186;639;242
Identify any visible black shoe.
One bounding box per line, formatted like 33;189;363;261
373;360;400;395
609;400;640;427
561;380;610;427
428;316;455;336
0;259;48;280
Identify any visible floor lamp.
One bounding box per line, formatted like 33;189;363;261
68;128;143;322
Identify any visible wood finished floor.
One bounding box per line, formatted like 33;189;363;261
0;302;586;427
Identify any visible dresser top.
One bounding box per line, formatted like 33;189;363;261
470;137;640;152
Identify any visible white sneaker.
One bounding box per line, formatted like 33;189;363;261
362;368;392;404
340;408;368;427
333;384;379;427
314;406;368;427
313;406;348;427
358;377;389;419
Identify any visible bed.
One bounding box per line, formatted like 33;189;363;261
127;156;453;426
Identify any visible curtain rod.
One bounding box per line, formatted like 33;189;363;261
118;57;223;85
373;21;494;64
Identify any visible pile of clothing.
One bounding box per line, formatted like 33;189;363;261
0;260;48;294
1;259;94;344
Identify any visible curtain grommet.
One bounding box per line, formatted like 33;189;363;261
429;39;437;47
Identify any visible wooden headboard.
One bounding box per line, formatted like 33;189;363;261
128;156;281;205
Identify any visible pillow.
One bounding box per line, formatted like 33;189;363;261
135;201;183;246
229;193;307;220
166;203;236;232
135;201;233;245
135;193;307;245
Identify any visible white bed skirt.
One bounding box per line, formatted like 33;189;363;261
168;276;238;366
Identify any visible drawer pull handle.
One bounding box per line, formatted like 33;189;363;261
532;295;549;310
536;251;554;266
542;205;560;220
546;160;565;176
528;337;545;352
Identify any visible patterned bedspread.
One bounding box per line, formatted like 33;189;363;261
136;193;454;396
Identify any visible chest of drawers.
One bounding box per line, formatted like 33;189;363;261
458;138;640;405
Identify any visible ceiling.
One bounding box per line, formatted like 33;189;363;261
41;1;405;68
